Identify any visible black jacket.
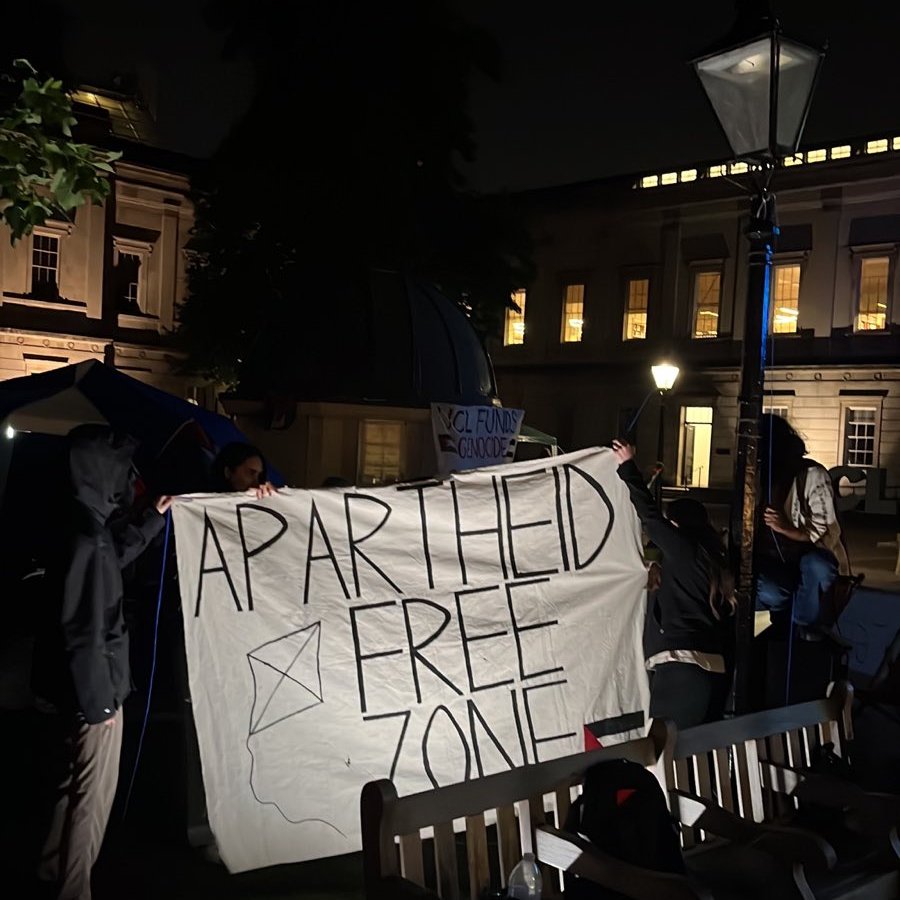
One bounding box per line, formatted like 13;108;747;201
617;459;732;658
33;427;165;723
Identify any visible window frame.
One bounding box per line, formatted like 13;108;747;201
762;400;793;421
622;273;651;341
559;281;586;343
357;419;406;486
503;289;527;346
838;399;882;468
26;220;73;299
690;265;724;339
768;256;806;335
676;404;714;488
114;236;156;327
850;245;896;333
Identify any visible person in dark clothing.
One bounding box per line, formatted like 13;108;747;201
210;441;275;496
613;440;735;728
32;425;171;900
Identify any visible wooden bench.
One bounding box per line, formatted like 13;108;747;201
361;682;899;900
361;720;709;900
665;681;900;899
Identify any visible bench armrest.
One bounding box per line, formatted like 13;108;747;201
670;789;835;871
761;762;900;838
536;824;712;900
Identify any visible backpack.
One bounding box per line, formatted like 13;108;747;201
563;759;684;900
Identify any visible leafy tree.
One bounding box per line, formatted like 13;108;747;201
177;0;533;387
0;60;119;243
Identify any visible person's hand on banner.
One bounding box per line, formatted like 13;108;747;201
156;495;173;515
611;440;636;465
252;481;276;499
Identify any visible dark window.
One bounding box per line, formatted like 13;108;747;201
31;234;60;299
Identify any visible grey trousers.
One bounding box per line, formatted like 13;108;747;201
38;707;123;900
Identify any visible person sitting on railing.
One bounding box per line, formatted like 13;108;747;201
755;414;849;632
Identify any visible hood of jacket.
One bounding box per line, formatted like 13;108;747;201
69;424;138;524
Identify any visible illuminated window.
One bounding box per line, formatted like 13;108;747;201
31;232;60;300
504;289;526;345
831;145;851;159
783;154;803;167
680;169;697;182
866;139;889;154
806;149;827;163
843;408;878;467
640;175;659;188
730;162;749;175
358;420;403;485
763;405;789;420
560;283;584;343
893;137;900;151
692;271;721;338
708;165;726;178
770;263;801;334
678;406;713;488
661;172;678;185
856;257;889;331
623;278;649;340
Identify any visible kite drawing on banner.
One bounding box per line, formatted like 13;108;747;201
173;447;650;873
248;622;324;736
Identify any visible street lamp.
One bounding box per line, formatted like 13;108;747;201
651;363;679;507
692;6;825;712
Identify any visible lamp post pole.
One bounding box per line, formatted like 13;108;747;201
732;188;777;713
656;392;666;509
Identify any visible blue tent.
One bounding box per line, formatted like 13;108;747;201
0;360;283;497
0;360;244;454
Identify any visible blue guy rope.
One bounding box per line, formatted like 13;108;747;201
122;508;171;820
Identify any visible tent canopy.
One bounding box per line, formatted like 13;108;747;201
0;360;284;496
0;360;243;455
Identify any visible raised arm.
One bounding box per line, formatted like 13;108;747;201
611;441;691;558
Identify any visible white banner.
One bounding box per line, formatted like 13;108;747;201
172;448;649;873
431;403;525;475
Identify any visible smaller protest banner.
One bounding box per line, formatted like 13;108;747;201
431;403;524;475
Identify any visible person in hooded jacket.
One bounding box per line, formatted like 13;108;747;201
32;425;172;900
613;440;736;728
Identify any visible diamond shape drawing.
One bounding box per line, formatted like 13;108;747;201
247;622;323;736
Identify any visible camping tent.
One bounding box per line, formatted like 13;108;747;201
0;359;243;454
0;360;277;577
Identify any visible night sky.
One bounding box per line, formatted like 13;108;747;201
59;1;900;190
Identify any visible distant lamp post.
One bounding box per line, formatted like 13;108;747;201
692;6;825;712
651;363;679;507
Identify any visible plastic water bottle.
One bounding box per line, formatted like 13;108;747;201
507;852;542;898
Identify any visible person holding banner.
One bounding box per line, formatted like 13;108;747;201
612;440;735;728
210;442;276;497
32;425;172;900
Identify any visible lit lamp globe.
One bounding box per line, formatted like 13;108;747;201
692;22;824;161
651;363;679;392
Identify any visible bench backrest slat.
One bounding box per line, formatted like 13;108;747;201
400;832;425;886
496;803;521;889
464;815;490;899
434;820;460;899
